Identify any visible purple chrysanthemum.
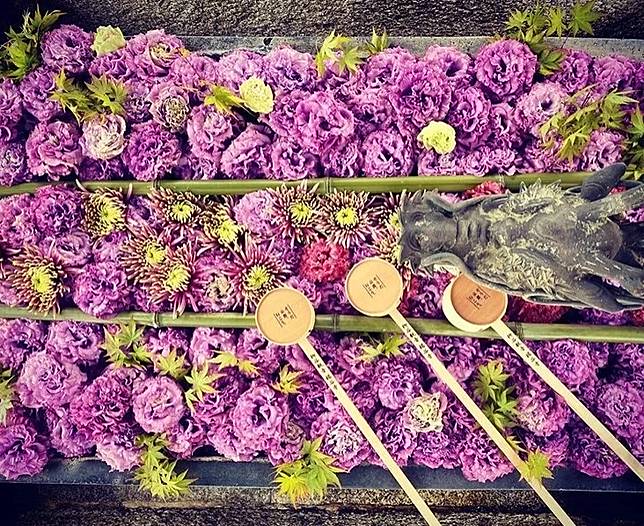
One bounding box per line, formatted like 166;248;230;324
26;121;82;180
41;24;94;75
264;183;320;246
316;190;378;248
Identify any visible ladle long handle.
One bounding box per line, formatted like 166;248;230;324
389;309;576;526
491;318;644;482
298;338;442;526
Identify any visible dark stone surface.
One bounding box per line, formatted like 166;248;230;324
5;0;644;39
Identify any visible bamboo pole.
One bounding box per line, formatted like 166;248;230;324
0;172;593;197
0;306;641;343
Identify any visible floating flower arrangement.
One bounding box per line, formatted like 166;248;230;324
0;3;642;503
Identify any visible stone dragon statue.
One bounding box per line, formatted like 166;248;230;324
399;163;644;312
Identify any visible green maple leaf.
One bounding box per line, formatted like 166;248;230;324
273;366;303;395
569;0;601;36
366;28;389;55
156;349;188;380
50;70;93;122
505;9;530;33
519;450;554;484
86;75;128;115
337;46;369;75
101;321;151;368
184;362;223;411
315;31;353;76
546;7;566;37
203;85;245;113
358;334;406;363
0;370;15;425
538;48;565;76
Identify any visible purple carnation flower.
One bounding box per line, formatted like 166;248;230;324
361;129;414;178
236;328;283;376
417;149;461;175
286;275;322;309
372;408;418;466
233;190;278;236
205;411;256;461
361;47;417;89
474;39;537;102
31;186;82;237
148;82;191;132
265;46;316;93
447;85;492;147
122;121;182;181
0;319;46;371
569;422;629;478
579;129;625;171
72;261;131;318
517;386;571;436
89;48;135;82
521;430;570;468
0;194;40;251
289;372;328;429
322;138;364;178
46;407;94;457
26;121;82;180
611;343;644;382
0;79;22;142
420;335;481;382
592;55;637;95
166;416;207;459
393;62;452;136
186;104;235;161
580;308;630;326
122;80;152;123
375;359;421;410
192;370;250;426
132;376;185;433
266;422;305;466
550;49;593;94
78;157;125;181
535;340;597;392
41;24;94;75
424;45;473;88
126;30;184;79
348;88;395;138
458;145;497;176
95;422;143;472
459;427;513;482
414;428;458;469
17;351;86;410
93;230;130;263
514;82;567;137
220;125;272;179
169;53;220;100
217;49;266;90
267;89;307;137
175;153;221;180
144;328;191;366
0;413;48;480
293;91;355;156
231;382;289;452
80;114;127;161
310;406;370;470
488;102;520;148
19;67;63;122
269;137;319;180
595;380;643;440
45;321;103;365
189;328;237;367
0;141;28;186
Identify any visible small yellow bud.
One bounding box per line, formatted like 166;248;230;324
417;121;457;155
239;77;274;114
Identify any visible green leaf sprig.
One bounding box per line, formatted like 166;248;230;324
134;435;195;499
473;360;519;433
0;7;64;79
358;334;406;363
272;366;303;395
156;349;189;380
519;449;554;485
183;361;223;411
211;350;259;376
50;71;128;122
0;369;16;425
315;29;389;77
203;85;246;114
624;107;644;180
102;321;152;368
540;87;636;161
274;438;344;505
504;1;601;76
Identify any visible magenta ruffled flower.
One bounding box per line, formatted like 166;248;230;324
595;380;643;440
534;340;597;392
514;82;567;137
569;423;629;478
611;343;644;382
19;67;63;122
220;125;272;179
166;416;207;459
0;319;46;371
169;53;220;100
361;129;414;177
0;141;28;186
372;408;418;466
310;407;370;470
72;261;131;318
522;430;570;468
233;190;277;236
122;121;182;181
231;383;289;452
362;47;417;89
32;186;82;237
0;79;22;142
217;49;267;90
424;45;473;88
80;114;127;161
592;55;637;95
237;329;283;376
187;104;235;161
393;62;451;135
95;422;142;471
268;89;307;137
322;138;364;178
375;359;421;410
459;427;513;482
266;422;305;466
299;239;350;283
126;30;184;79
550;49;593;94
148;82;191;132
78;157;125;181
0;413;49;480
26;121;82;180
189;327;237;367
579;129;625;171
270;138;319;180
414;428;458;469
488;102;519;148
517;386;571;437
132;376;185;433
89;48;135;82
46;407;94;457
123;80;152;123
447;85;492;147
458;146;494;176
474;39;537;101
293;91;355;156
45;321;103;365
41;24;94;75
265;46;316;93
348;88;395;138
17;351;86;410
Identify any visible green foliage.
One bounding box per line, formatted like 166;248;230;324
366;29;389;55
203;85;245;114
273;366;303;395
134;435;195;499
358;334;406;363
315;30;389;77
624;108;644;180
540;87;635;161
504;1;601;76
0;7;64;79
519;449;554;484
274;438;344;505
0;369;15;425
184;362;223;411
102;321;152;368
211;351;259;376
156;349;189;380
50;71;128;122
474;360;518;433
